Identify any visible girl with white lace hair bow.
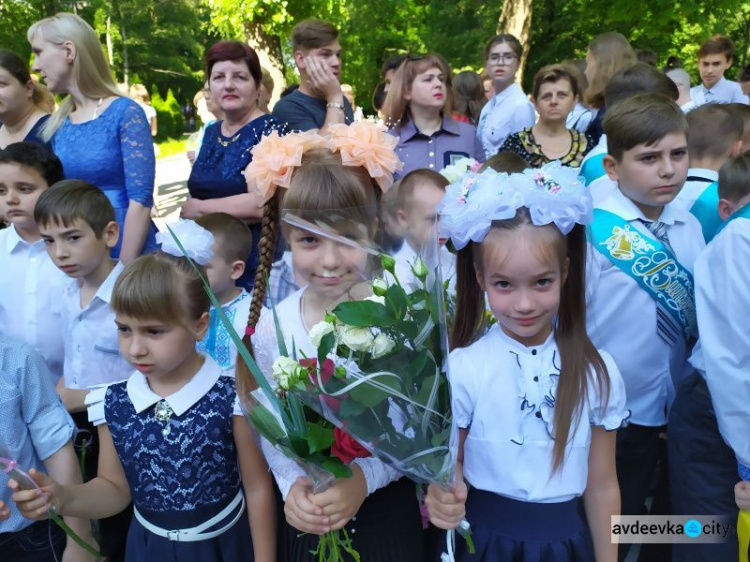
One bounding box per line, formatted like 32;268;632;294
425;161;629;562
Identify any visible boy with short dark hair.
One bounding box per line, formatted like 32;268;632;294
272;19;354;132
586;94;705;555
690;34;748;106
673;104;743;241
0;142;67;384
195;212;254;369
34;179;131;413
393;169;454;288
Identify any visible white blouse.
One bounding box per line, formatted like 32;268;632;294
253;288;402;499
450;325;628;503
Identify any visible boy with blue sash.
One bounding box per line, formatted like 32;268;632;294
586;94;705;560
674;104;743;244
581;63;680;206
679;154;750;562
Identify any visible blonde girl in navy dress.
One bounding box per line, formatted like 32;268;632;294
11;234;276;562
426;162;629;562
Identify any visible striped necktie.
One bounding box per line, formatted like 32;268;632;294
641;219;679;345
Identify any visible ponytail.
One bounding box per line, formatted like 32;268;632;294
449;244;486;350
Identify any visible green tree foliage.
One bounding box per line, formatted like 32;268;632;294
151;87;185;142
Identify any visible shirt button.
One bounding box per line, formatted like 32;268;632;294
429;139;434;144
531;349;537;355
429;152;434;157
533;376;539;382
429;164;434;168
30;257;37;263
535;411;542;418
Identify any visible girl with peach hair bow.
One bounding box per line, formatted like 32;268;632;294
241;121;428;562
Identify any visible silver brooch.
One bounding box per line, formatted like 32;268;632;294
154;400;173;436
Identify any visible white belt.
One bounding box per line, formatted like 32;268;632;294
134;490;245;542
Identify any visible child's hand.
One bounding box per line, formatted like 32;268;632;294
8;468;63;521
425;481;468;530
285;477;330;534
309;465;368;531
0;500;10;521
735;480;750;511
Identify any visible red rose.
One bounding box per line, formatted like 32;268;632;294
299;358;341;414
331;427;371;465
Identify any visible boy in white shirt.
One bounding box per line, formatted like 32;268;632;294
673;104;743;242
669;154;750;562
34;179;133;561
392;169;455;290
0;142;67;383
586;94;705;556
691;34;749;106
195;212;253;369
34;180;131;413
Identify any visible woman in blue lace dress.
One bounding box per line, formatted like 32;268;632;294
185;41;284;290
28;13;157;262
11;250;277;562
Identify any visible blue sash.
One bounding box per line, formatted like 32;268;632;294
589;209;696;341
715;202;750;236
688;182;722;242
581;152;605;186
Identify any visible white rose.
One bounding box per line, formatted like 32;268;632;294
309;320;336;347
272;356;300;390
365;294;385;306
371;278;388;296
370;332;396;359
339;325;375;352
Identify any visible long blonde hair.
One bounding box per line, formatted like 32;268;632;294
584;32;635;109
28;13;122;141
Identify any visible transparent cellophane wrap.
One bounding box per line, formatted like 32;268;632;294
270;206;460;488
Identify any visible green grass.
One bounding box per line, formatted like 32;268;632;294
155;137;187;159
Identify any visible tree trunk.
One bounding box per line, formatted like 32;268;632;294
243;19;286;109
497;0;534;83
121;23;129;86
106;13;114;67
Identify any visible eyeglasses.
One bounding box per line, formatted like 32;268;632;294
407;54;425;61
488;53;518;65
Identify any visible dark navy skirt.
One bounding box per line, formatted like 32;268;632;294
455;489;595;562
125;493;254;562
281;477;424;561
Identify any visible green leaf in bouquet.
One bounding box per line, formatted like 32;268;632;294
430;427;452;448
248;404;287;443
333;300;394;328
348;373;402;407
288;434;311;457
317;331;336;366
339;398;367;418
306;423;335;454
397;319;419;340
320;457;354;479
385;284;408;321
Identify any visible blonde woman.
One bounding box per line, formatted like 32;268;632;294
583;32;636;143
28;12;157;261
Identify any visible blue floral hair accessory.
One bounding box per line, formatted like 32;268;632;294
437;161;592;249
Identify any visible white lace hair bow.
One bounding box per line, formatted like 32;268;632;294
156;219;215;265
437;161;593;250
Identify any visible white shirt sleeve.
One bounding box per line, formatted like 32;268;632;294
696;223;750;471
588;351;630;430
448;347;479;429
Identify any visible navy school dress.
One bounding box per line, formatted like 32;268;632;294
92;358;253;562
281;477;424;561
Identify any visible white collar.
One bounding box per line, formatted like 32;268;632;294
78;261;124;306
394;241;418;261
126;354;224;416
687;168;718;182
3;225;42;254
490;322;556;355
490;82;522;106
599;188;684;226
702;76;727;94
